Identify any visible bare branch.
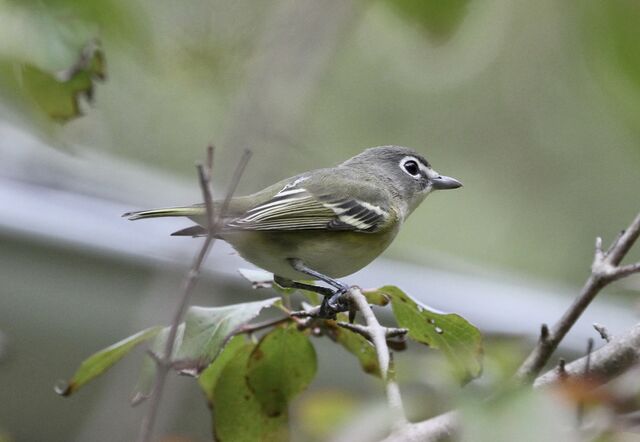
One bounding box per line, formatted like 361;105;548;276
384;212;640;442
384;322;640;442
345;287;407;429
137;148;250;442
516;211;640;382
534;323;640;387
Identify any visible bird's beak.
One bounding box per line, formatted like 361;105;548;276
431;175;463;190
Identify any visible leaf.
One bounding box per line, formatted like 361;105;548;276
213;343;288;442
56;326;162;396
386;0;471;42
198;334;246;406
361;288;391;306
130;324;185;405
324;314;380;377
381;286;483;383
19;41;106;122
176;297;281;373
246;325;317;417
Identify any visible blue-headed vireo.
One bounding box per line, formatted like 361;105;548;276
124;146;461;317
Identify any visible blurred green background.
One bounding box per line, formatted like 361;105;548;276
1;0;639;441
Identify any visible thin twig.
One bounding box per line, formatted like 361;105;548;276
516;212;640;382
576;338;594;425
137;148;251;442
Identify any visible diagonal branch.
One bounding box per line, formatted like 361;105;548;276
516;211;640;382
136;147;251;442
382;322;640;442
381;211;640;442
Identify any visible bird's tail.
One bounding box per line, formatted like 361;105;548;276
123;206;205;221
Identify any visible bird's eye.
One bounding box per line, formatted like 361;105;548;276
402;160;420;177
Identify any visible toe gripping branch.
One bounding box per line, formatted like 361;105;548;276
278;259;351;319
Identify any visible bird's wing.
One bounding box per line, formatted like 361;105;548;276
225;183;393;233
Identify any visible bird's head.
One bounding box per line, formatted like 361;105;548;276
343;145;462;218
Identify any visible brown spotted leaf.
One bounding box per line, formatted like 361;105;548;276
246;325;317;417
213;343;288;441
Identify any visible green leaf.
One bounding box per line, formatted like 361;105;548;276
324;314;380;377
56;326;163;396
247;325;317;417
213;343;288;442
386;0;471;42
19;41;105;122
176;297;281;373
381;286;483;383
361;288;391;306
198;334;246;406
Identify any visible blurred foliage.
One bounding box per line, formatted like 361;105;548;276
460;389;573;442
295;390;359;441
385;0;470;41
582;0;640;133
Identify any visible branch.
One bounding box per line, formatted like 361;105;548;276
516;211;640;382
343;287;408;429
534;323;640;387
382;211;640;442
383;322;640;442
137;147;251;442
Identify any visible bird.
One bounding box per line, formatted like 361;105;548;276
124;145;462;317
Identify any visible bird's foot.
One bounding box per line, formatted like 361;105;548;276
319;286;350;319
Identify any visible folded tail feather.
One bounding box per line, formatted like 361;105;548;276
123;206;205;221
170;225;208;237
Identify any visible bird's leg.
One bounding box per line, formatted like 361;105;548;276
287;259;350;318
273;275;334;297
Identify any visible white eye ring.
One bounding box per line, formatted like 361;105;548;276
400;157;422;178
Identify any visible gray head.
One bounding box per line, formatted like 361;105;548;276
341;145;462;217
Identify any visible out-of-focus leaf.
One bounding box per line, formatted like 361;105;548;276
297;390;359;440
461;389;572;442
197;334;246;406
324;314;380;377
19;42;105;122
247;325;317;417
130;324;185;405
0;3;109;124
379;286;483;383
176;297;281;374
385;0;471;42
56;326;162;396
213;343;288;442
583;1;640;133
